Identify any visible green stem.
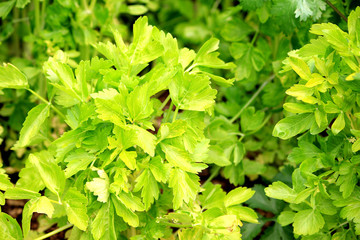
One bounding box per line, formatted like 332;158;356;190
330;221;349;232
158;95;171;112
230;74;275;123
13;8;20;57
26;88;65;119
164;102;174;123
250;31;259;46
211;0;221;13
346;112;356;129
34;0;41;35
89;0;97;10
185;63;197;73
130;227;136;237
35;224;73;240
172;105;179;122
40;0;46;30
81;0;88;9
202;166;221;187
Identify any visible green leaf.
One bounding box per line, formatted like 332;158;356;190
64;150;96;178
265;182;297;203
22;197;54;237
0;213;22;240
28;151;65;197
240;107;265;132
44;59;82;104
199;183;226;210
15;0;30;8
160;142;207;173
127;4;148;15
208;214;238;229
16;164;45;192
91;202;117;240
63;188;89;231
337;164;357;198
289;57;311;80
352;138;360;152
220;18;254;42
193;38;235;69
288;141;322;164
112;195;139;227
293;209;325;235
127;83;154;122
205;145;232;166
283;103;315;113
128;16;164;65
119;150;137;170
127;124;156;157
246;184;284;214
261;222;293;240
13;104;50;149
227;206;258;223
117;191;144;212
86;170;109;203
4;187;41;200
239;0;265;11
224;187;255;207
273;113;315;140
0;1;15;19
0;192;4;205
149;156;170;183
65;103;96;129
169;168;200;209
91;88;126;127
141;63;178;96
169;72;216;111
278;211;296;226
0;174;12;191
331;112;345;135
271;0;299;34
134;169;159;210
0;63;28;88
348;7;360;46
49;128;84;161
157;120;187;142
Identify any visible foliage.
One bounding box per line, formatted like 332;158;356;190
265;6;360;238
0;0;359;239
0;17;261;239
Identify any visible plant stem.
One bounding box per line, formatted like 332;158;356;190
331;221;349;232
159;95;171;112
130;227;136;236
250;31;259;46
13;8;20;57
35;223;73;240
346;112;356;130
325;0;347;22
202;166;221;187
26;88;65;119
164;102;174;122
34;0;41;35
89;0;97;10
40;0;47;30
230;74;275;123
172;105;179;122
185;63;197;73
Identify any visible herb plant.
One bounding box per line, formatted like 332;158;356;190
265;6;360;239
0;17;259;240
